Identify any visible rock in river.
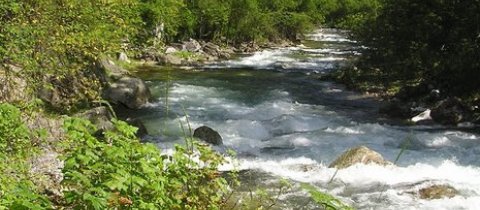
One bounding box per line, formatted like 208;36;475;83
329;146;392;169
431;97;470;125
419;185;458;200
193;126;223;145
103;77;151;109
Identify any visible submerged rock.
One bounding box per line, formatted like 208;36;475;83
103;77;151;109
329;146;392;169
419;185;458;200
193;126;223;145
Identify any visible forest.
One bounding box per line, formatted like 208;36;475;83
1;0;479;209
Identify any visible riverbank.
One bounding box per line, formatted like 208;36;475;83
333;64;480;127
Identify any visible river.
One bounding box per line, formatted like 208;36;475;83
125;29;480;209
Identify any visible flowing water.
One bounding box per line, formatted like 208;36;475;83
127;29;480;209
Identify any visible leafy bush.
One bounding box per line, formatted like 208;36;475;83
0;103;52;209
61;118;232;209
355;0;480;99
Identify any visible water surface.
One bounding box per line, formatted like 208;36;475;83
127;29;480;210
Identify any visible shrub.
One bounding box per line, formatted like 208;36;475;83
0;103;52;209
61;118;232;209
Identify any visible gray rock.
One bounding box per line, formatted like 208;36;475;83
183;38;202;52
75;106;114;132
431;97;470;125
30;150;64;198
202;42;221;57
419;185;458;200
24;113;64;143
0;66;32;103
96;58;129;81
157;54;183;66
329;146;392;169
118;52;130;63
193;126;223;145
165;47;178;54
103;77;151;109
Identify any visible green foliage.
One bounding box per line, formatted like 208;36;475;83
302;183;354;210
0;103;52;209
0;0;142;113
318;0;383;30
355;0;480;99
61;117;232;209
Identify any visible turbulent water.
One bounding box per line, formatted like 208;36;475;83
129;29;480;209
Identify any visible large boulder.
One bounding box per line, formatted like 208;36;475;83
329;146;392;169
103;77;151;109
157;54;183;66
193;126;223;145
431;97;470;125
418;185;458;200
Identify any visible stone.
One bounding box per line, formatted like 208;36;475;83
379;100;412;119
411;109;432;123
183;38;202;52
157;54;183;66
37;74;100;112
329;146;392;169
419;185;458;200
30;150;64;198
118;52;130;63
0;66;32;103
75;106;114;132
202;42;221;57
103;77;151;109
126;118;148;138
193;126;223;145
165;47;178;54
24;113;64;143
96;58;129;81
431;97;470;125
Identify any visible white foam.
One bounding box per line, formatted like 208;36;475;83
222;157;480;209
325;126;365;134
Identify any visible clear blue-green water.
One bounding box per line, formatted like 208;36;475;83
124;29;480;210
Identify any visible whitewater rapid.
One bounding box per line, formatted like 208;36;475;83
132;29;480;209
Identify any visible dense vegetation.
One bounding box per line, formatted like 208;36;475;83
349;0;480;101
13;0;480;209
0;103;234;209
